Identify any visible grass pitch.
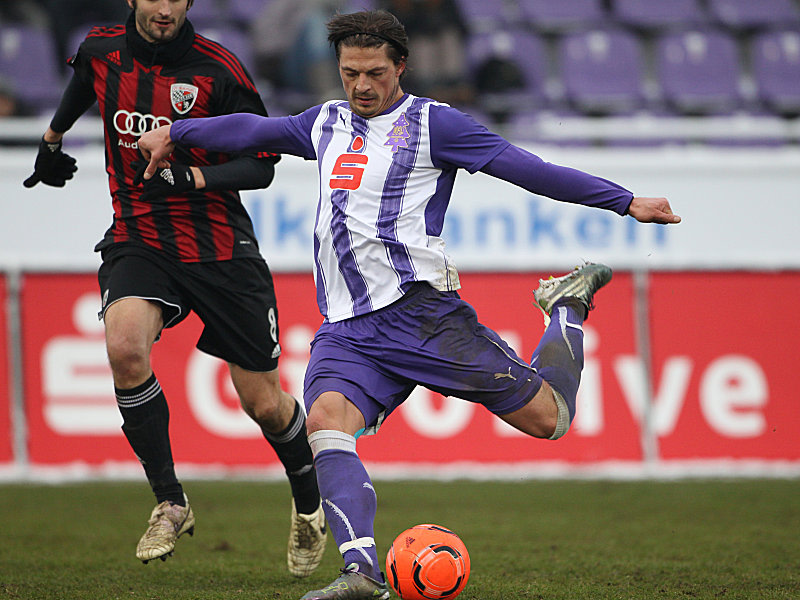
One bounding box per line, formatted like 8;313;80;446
0;479;798;599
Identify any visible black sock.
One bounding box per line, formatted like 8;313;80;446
116;374;185;506
263;400;320;514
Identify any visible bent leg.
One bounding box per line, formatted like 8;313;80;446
502;299;586;440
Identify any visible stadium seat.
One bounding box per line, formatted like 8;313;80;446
187;0;230;29
229;0;274;28
557;28;646;114
466;30;550;119
751;29;800;116
706;0;800;29
518;0;607;32
467;31;549;98
455;0;512;33
0;25;64;113
611;0;707;30
655;29;742;115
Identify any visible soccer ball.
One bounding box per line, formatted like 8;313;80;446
385;524;470;600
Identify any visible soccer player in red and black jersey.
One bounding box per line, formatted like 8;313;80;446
24;0;327;576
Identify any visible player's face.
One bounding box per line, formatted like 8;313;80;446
338;44;405;119
129;0;190;44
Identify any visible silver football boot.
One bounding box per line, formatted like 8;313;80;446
299;563;390;600
533;262;612;327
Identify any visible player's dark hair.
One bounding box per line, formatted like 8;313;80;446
327;10;409;66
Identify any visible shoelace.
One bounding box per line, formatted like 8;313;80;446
146;505;183;534
294;517;317;549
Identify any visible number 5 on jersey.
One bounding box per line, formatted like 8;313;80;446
330;153;368;190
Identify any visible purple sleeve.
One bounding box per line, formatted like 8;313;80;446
171;106;321;159
481;145;633;215
428;104;510;173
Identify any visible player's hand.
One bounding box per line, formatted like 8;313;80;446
627;197;681;224
131;160;196;198
137;124;175;180
23;137;78;188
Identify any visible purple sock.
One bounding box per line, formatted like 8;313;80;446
530;299;585;422
314;447;383;581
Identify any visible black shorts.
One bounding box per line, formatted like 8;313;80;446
97;245;281;372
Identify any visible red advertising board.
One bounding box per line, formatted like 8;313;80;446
649;272;800;460
18;271;800;472
0;273;12;464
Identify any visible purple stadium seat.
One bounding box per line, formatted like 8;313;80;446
187;0;228;29
706;0;800;29
751;29;800;115
466;30;549;118
0;25;64;113
229;0;274;26
557;28;645;114
655;29;742;114
519;0;606;32
467;31;548;99
455;0;512;33
611;0;707;29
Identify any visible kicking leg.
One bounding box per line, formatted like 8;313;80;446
501;263;612;440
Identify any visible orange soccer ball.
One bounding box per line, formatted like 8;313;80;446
385;524;470;600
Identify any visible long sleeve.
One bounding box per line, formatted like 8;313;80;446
480;144;633;215
50;71;97;133
199;155;275;191
171;111;316;158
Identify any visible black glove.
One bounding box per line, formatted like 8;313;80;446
131;160;195;198
23;137;78;188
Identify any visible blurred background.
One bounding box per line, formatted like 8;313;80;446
1;0;799;481
1;0;799;142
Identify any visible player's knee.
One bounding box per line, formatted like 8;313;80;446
242;392;285;429
499;384;564;439
105;336;150;381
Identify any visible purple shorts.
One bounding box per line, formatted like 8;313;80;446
303;283;543;433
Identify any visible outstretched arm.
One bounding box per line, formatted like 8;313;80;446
138;112;310;181
482;145;680;224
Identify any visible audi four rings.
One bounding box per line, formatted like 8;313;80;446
114;110;172;136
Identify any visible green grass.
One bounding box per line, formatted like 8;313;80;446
1;479;798;599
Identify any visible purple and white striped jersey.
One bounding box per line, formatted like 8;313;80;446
291;94;507;322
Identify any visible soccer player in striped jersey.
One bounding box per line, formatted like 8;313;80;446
138;10;681;599
23;0;326;576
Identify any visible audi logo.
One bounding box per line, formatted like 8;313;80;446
113;110;172;136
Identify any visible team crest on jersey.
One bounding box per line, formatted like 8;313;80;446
385;112;410;153
170;83;198;114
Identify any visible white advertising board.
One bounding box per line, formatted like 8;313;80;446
2;144;799;271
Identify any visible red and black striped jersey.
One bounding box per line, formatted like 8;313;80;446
71;16;276;263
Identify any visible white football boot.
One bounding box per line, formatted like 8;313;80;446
135;495;195;563
288;500;328;577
